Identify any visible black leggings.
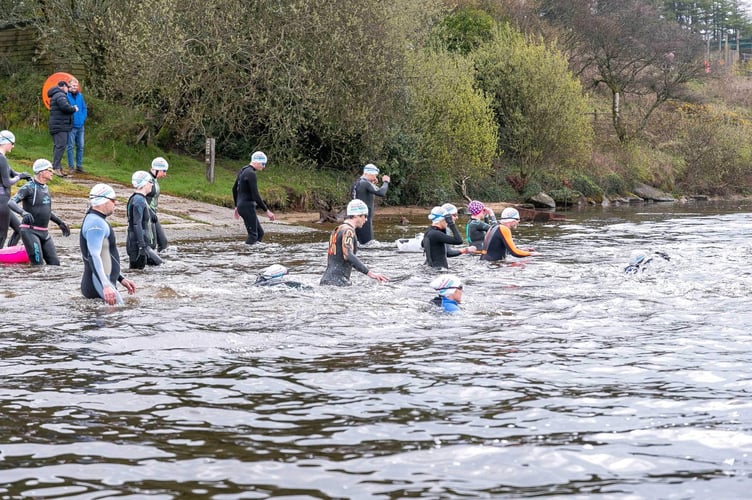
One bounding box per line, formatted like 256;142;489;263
237;202;264;244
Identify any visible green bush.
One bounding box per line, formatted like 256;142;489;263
571;173;603;198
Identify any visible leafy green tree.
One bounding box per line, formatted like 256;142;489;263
397;48;498;202
474;24;592;184
432;5;496;54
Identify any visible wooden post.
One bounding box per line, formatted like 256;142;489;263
205;137;215;183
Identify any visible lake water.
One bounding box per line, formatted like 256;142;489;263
1;201;752;498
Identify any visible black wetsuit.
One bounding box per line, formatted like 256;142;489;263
126;192;161;269
232;164;269;244
0;153;20;248
9;180;63;265
422;222;463;269
320;220;370;286
466;217;496;250
146;171;168;251
351;176;388;244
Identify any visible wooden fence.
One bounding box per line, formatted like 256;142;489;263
0;25;87;78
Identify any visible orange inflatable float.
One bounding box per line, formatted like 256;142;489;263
42;72;74;110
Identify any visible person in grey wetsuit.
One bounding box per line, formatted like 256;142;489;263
351;163;390;245
8;159;70;265
126;171;162;269
465;200;497;250
80;183;136;305
145;156;169;251
320;199;389;286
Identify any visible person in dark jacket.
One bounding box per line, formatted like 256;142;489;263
351;163;390;245
422;206;476;269
47;80;78;176
66;78;88;173
232;151;275;245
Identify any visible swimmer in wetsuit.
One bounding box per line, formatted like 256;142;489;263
429;274;464;314
80;183;136;305
422;206;476;269
127;171;162;269
320;199;389;286
145;156;170;251
0;130;32;248
8;159;70;265
254;264;309;289
232;150;275;245
351;163;390;245
480;207;535;262
465;200;497;250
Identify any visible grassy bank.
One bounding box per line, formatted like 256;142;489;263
7;124;350;211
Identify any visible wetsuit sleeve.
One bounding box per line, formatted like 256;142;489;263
437;222;463;245
342;226;370;275
132;200;149;248
371;181;388;197
500;225;531;257
9;184;29;214
232;174;240;206
86;225;115;289
246;168;269;212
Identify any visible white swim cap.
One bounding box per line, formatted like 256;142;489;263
363;163;379;175
261;264;288;280
32;159;53;173
441;203;458;215
428;206;448;222
501;207;520;221
251;151;267;164
131;170;153;189
89;183;116;206
151;156;169;171
0;130;15;145
430;274;463;297
347;199;369;216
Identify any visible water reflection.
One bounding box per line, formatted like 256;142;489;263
1;201;752;497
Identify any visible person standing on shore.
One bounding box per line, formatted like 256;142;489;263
8;159;70;265
0;130;32;248
351;163;390;245
320;199;389;286
80;183;136;305
66;78;88;173
232;151;275;245
47;81;78;177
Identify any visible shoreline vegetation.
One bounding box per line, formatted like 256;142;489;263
4;2;752;216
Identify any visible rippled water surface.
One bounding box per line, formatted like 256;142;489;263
2;201;752;498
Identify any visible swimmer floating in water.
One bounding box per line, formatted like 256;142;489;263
254;264;308;289
624;250;671;274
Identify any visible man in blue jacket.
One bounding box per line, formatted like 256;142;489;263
66;78;88;173
47;81;77;177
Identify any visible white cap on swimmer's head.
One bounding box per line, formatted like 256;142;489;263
430;274;463;297
32;159;53;173
441;203;458;215
132;170;153;189
89;183;116;206
363;163;379;175
260;264;288;280
0;130;15;145
151;156;169;171
347;199;369;216
501;207;520;221
251;151;267;164
428;206;447;222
